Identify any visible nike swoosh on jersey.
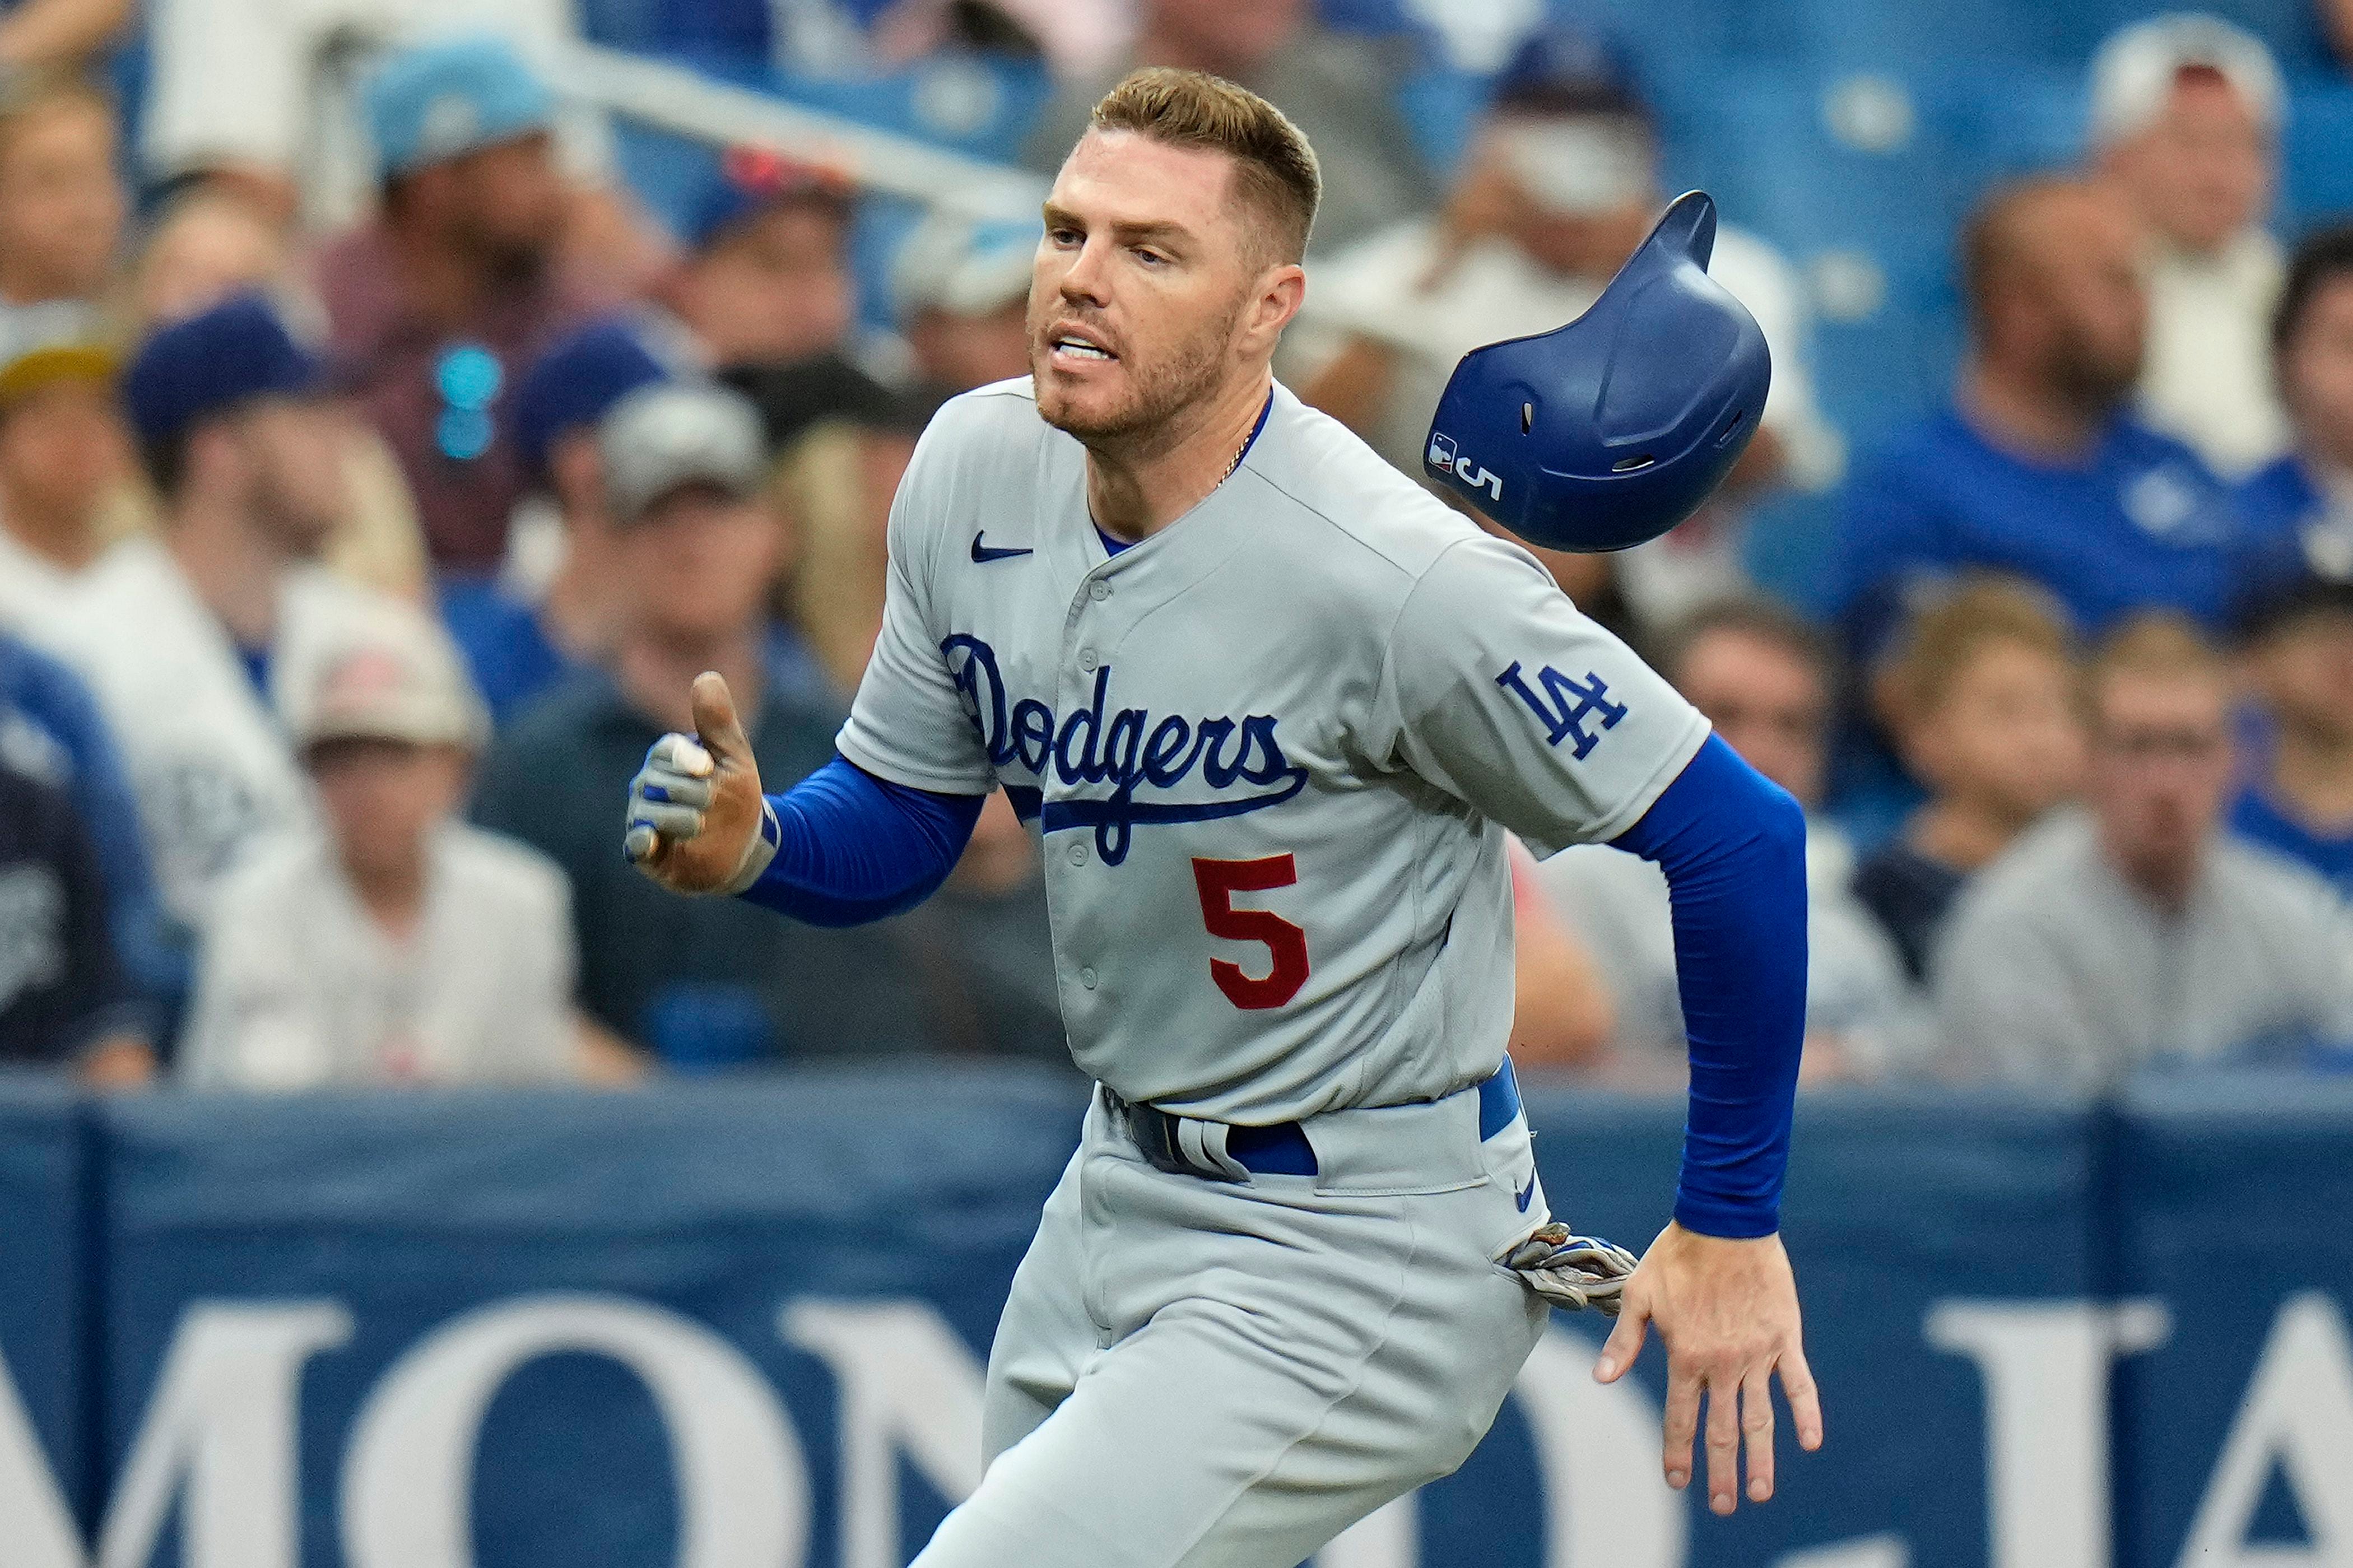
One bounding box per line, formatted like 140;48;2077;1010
969;533;1034;563
1515;1174;1537;1212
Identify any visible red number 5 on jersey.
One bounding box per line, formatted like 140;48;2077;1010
1190;855;1311;1009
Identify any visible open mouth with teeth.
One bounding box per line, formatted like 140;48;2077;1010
1048;331;1119;367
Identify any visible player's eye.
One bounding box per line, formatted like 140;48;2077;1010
1049;227;1082;248
1133;247;1168;267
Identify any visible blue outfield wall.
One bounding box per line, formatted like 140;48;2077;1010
0;1066;2347;1567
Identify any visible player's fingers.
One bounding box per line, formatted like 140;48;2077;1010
1594;1295;1648;1382
1742;1361;1777;1504
1660;1364;1701;1492
690;672;752;767
1704;1371;1742;1515
1779;1341;1825;1452
628;802;706;841
648;733;715;778
636;767;715;811
624;823;661;865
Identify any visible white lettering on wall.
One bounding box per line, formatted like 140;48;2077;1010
341;1292;806;1568
1514;1325;1687;1567
99;1302;354;1568
780;1300;985;1568
2177;1292;2353;1566
1926;1299;2170;1568
0;1342;88;1567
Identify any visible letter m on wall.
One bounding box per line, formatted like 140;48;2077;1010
1496;663;1629;761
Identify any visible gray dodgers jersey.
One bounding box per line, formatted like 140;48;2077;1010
840;379;1709;1122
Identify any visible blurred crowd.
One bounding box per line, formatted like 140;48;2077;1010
0;0;2345;1097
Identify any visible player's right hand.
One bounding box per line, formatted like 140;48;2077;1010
624;672;770;895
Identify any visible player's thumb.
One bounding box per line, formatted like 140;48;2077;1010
1594;1296;1649;1383
690;672;751;766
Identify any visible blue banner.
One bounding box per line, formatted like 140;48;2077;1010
0;1068;2345;1566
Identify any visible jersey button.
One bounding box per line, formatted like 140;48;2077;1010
1068;841;1090;866
1077;648;1099;672
1089;580;1111;602
1079;967;1098;989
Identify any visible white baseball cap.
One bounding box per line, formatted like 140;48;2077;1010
2087;13;2284;151
292;608;489;752
890;213;1040;321
597;381;767;524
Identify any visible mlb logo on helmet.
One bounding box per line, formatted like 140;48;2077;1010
1425;431;1503;502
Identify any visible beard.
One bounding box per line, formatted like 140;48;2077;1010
1029;288;1245;446
2045;321;2143;416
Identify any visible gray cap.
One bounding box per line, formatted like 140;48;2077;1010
597;381;766;523
291;604;489;752
890;213;1039;320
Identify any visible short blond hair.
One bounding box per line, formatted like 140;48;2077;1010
1888;575;2076;724
2084;612;2227;722
1087;67;1322;264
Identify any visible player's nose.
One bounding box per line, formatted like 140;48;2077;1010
1058;240;1112;306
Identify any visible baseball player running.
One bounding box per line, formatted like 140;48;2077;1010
627;67;1820;1566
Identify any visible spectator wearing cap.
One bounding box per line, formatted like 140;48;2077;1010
0;72;124;311
2089;14;2290;477
126;189;435;605
311;36;620;576
1830;179;2250;671
657;145;859;376
1532;599;1915;1085
473;381;937;1067
1020;0;1431;255
439;318;671;724
0;304;128;620
2238;225;2353;588
1296;24;1839;638
28;294;408;931
890;211;1040;412
1854;578;2086;981
1935;614;2353;1085
181;605;608;1087
2229;576;2353;899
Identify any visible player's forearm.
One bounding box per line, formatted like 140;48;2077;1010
1612;734;1809;1238
735;756;984;928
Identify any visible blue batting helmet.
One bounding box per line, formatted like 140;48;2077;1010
1422;191;1770;553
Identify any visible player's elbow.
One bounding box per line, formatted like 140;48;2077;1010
1749;774;1807;874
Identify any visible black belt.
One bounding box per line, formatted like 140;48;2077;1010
1104;1062;1524;1184
1104;1090;1320;1180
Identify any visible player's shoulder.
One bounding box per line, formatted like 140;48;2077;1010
911;375;1049;461
1240;384;1508;594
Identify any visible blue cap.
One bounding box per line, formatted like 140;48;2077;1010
1425;192;1770;553
510;319;671;480
124;293;323;449
365;36;556;180
681;144;853;252
1492;24;1648;119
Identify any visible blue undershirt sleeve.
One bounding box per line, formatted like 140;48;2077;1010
1610;733;1810;1238
736;756;984;928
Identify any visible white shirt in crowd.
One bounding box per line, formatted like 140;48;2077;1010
1297;218;1845;629
180;820;578;1088
2136;229;2290;478
140;0;612;230
0;524;82;631
1532;817;1917;1077
1933;808;2353;1088
20;536;412;928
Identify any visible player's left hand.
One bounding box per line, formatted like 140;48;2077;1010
1592;1221;1822;1515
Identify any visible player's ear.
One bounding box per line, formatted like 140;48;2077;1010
1247;262;1307;347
